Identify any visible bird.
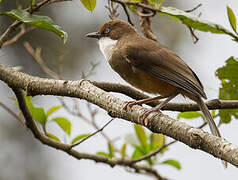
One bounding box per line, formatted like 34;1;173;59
85;19;221;138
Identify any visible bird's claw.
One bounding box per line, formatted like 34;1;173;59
123;100;162;126
139;108;161;126
123;100;142;110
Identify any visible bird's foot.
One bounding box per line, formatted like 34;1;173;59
139;107;161;126
123;100;143;110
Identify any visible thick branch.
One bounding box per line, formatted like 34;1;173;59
92;81;238;112
13;88;166;180
1;65;238;166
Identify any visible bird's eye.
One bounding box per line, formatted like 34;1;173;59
104;28;111;34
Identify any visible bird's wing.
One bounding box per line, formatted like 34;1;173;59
125;44;207;99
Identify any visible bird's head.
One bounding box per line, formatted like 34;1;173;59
85;19;136;40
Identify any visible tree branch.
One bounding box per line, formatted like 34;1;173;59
130;122;207;164
111;0;159;13
0;0;70;48
92;81;238;112
70;118;114;148
110;0;134;26
185;4;202;13
0;101;25;125
13;88;166;180
23;42;60;79
131;140;176;164
2;25;36;47
1;65;238;167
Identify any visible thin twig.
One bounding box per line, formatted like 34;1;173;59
121;3;134;26
71;119;114;148
3;25;36;47
188;26;199;44
28;0;71;13
130;122;207;164
185;4;202;43
82;61;100;79
0;0;70;48
0;101;25;125
87;103;112;142
105;1;119;20
185;4;202;13
112;0;134;26
0;21;22;48
111;0;159;13
23;41;60;79
61;99;92;125
131;140;176;164
28;0;51;13
110;0;238;42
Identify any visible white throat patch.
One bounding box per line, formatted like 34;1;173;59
98;37;118;61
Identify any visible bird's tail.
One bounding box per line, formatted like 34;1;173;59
197;96;227;168
197;96;221;137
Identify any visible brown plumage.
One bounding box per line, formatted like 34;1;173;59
86;19;222;140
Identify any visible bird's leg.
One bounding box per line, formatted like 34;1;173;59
140;93;178;125
123;95;167;110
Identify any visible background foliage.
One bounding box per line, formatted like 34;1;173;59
0;0;238;180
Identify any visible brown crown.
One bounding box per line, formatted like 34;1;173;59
98;19;136;40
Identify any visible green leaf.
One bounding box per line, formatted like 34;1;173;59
216;57;238;124
132;144;149;155
46;105;62;118
219;109;232;124
211;110;216;118
134;124;147;148
32;107;46;124
132;144;153;164
161;159;181;170
71;134;91;145
120;144;127;158
25;96;47;125
97;152;110;158
46;133;61;142
0;9;68;43
52;117;71;135
132;147;144;159
108;142;115;158
216;57;238;84
158;6;238;41
80;0;96;12
227;6;237;33
150;133;165;150
177;111;204;120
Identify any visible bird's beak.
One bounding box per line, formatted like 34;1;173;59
85;32;101;39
